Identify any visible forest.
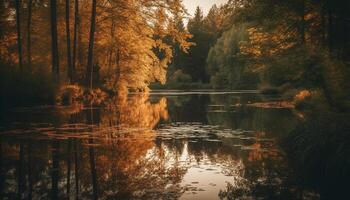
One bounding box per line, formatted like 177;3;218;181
0;0;350;199
1;0;350;109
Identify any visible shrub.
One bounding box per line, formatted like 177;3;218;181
170;70;192;83
0;66;56;108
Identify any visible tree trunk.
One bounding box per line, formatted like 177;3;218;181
72;0;79;82
66;0;73;82
15;0;23;71
50;0;60;80
27;0;32;70
86;0;97;88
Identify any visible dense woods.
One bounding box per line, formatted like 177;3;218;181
165;0;350;109
0;0;191;106
1;0;349;109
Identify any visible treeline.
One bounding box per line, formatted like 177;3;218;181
168;0;350;107
0;0;191;106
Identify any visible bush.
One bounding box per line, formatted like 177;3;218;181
0;66;56;108
293;89;328;110
170;70;192;83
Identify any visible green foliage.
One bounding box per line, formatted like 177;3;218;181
207;24;258;89
170;69;192;83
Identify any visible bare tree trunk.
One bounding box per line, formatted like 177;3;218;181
72;0;79;82
50;0;60;80
15;0;23;71
66;0;73;82
27;0;32;70
86;0;97;88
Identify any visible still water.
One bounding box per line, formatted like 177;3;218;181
0;91;320;199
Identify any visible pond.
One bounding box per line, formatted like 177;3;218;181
0;91;321;200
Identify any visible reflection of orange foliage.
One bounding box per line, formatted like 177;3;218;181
294;90;311;101
248;143;262;162
247;132;280;162
103;93;169;130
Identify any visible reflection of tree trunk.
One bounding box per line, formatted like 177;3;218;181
86;0;97;88
27;0;32;69
15;0;23;71
17;142;25;199
28;144;33;200
0;140;4;198
50;0;60;80
66;0;73;82
67;140;72;198
87;104;99;199
73;0;79;81
89;138;98;200
74;139;79;200
51;141;60;200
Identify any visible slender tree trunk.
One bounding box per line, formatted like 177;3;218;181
66;0;73;82
50;0;60;80
72;0;79;82
86;0;97;88
27;0;32;70
15;0;23;71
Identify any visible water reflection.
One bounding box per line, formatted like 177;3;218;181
0;92;319;199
